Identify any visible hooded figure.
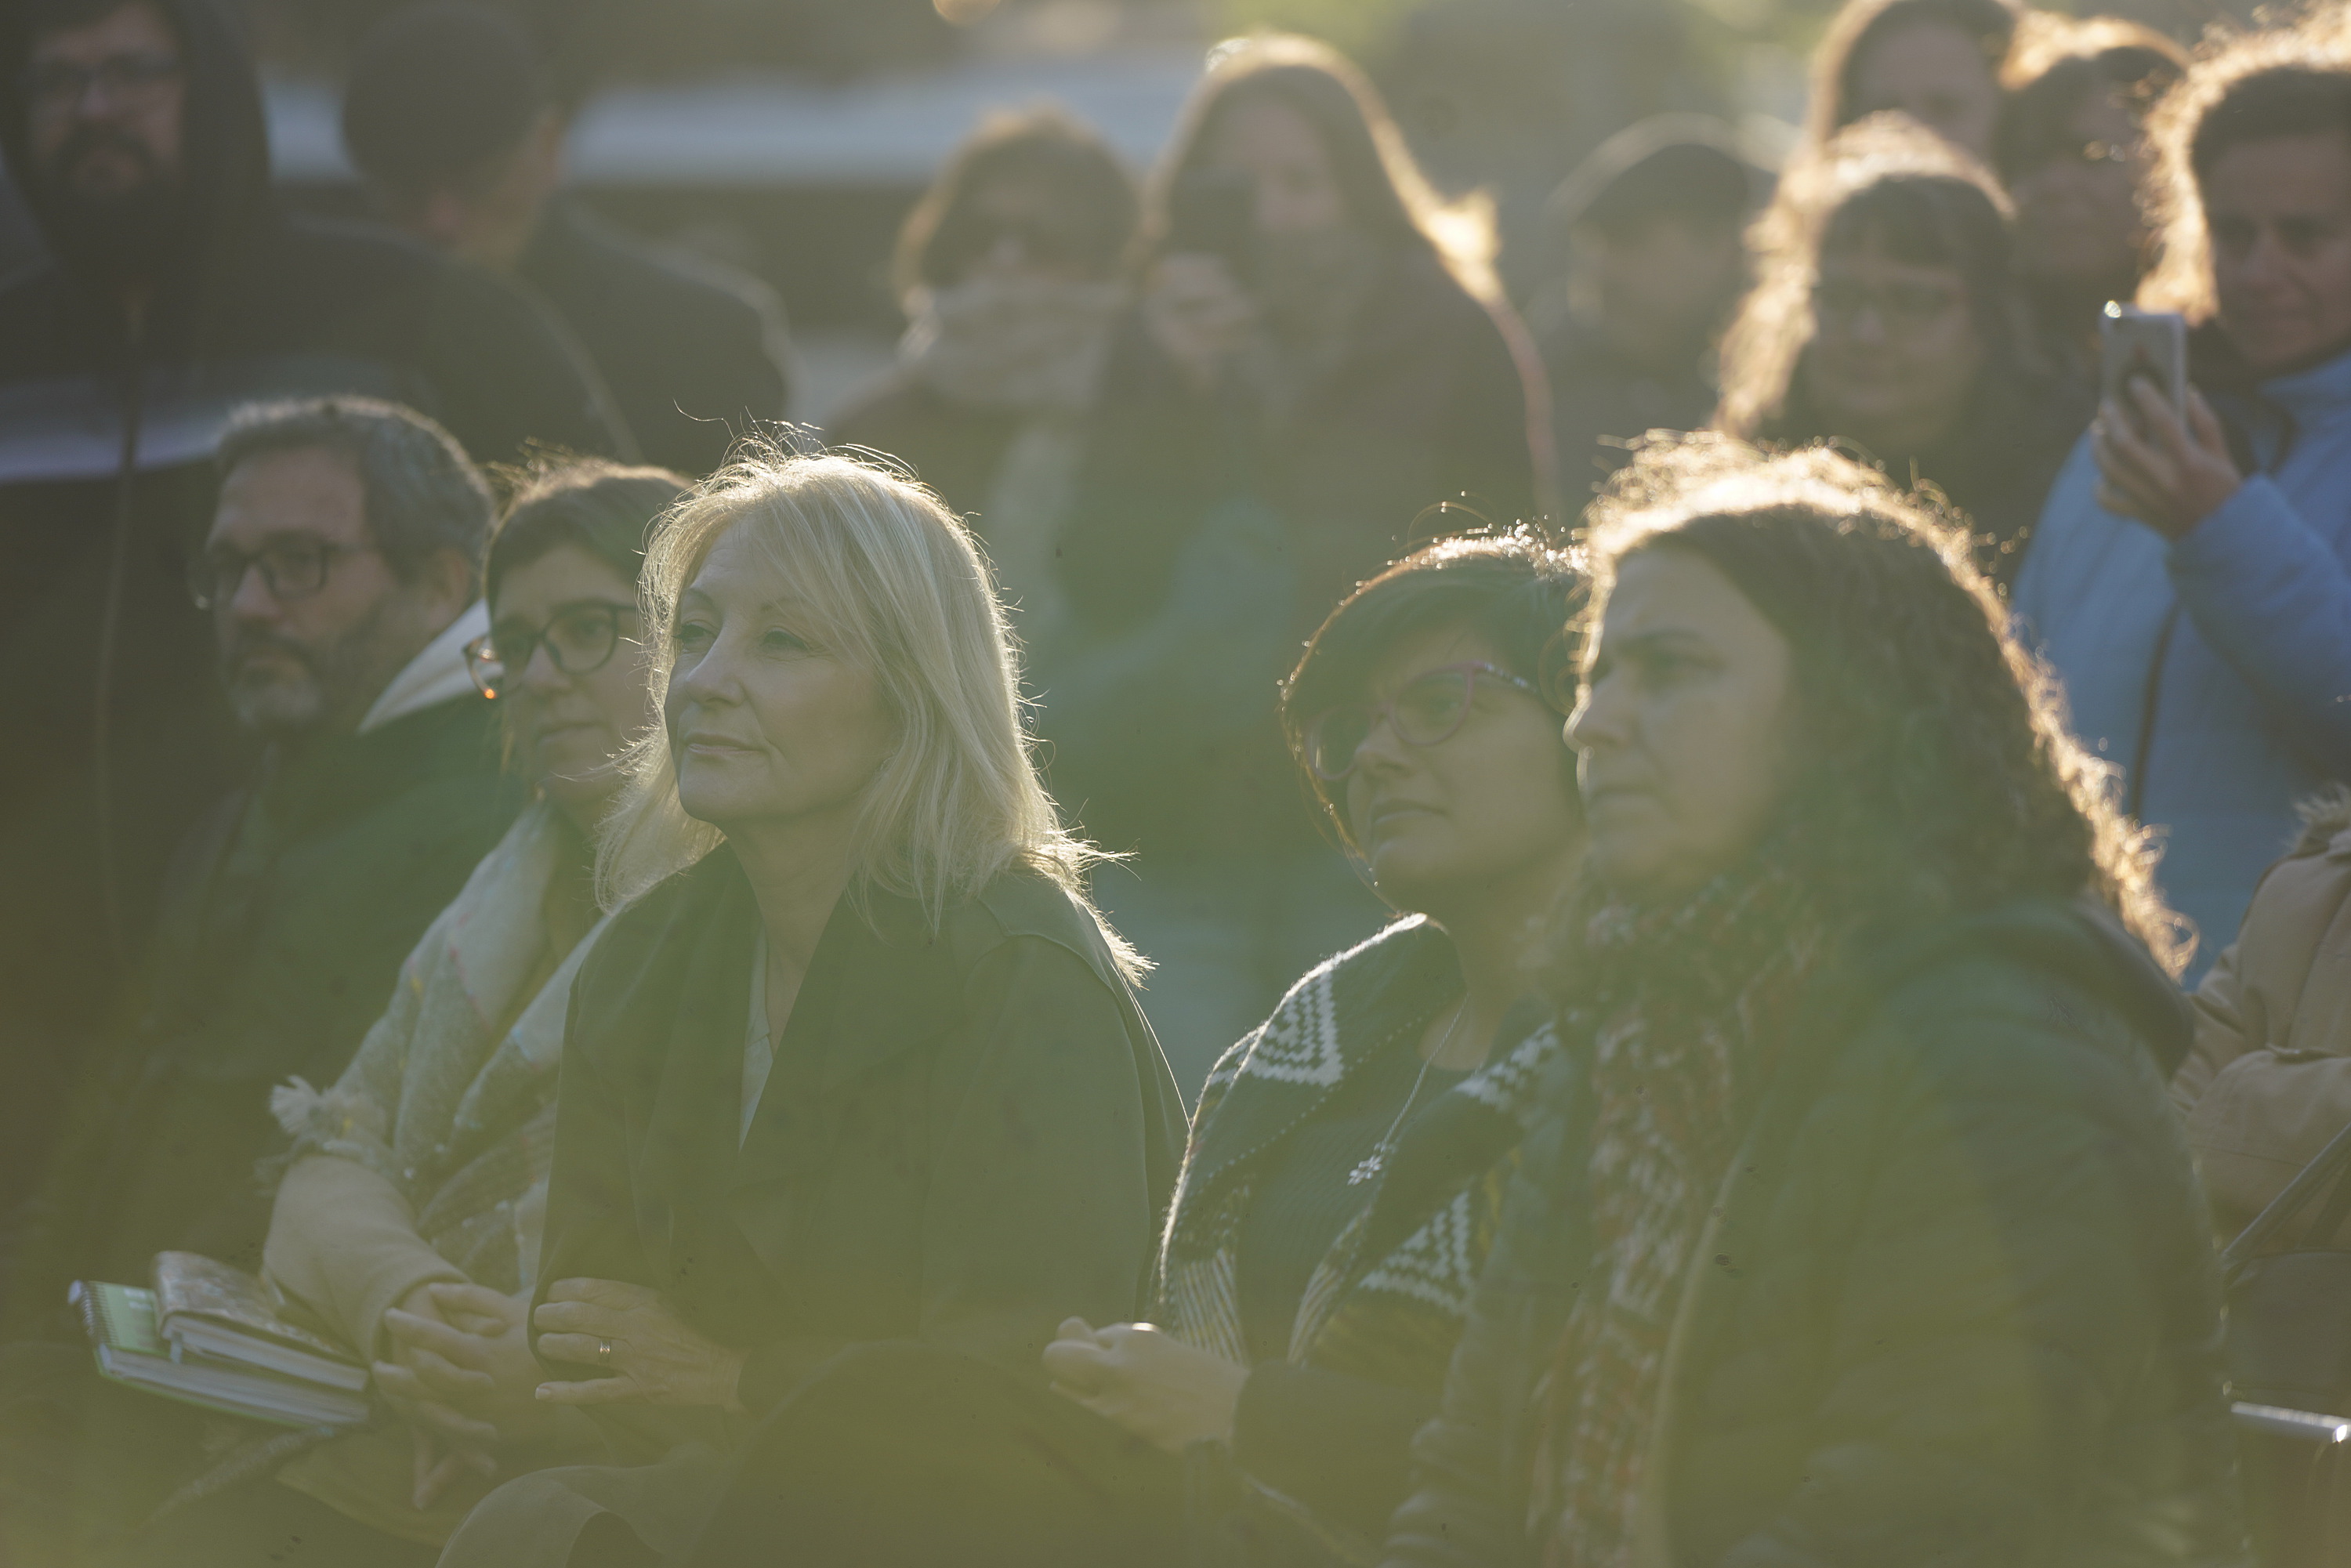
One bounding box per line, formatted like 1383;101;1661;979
0;0;623;1222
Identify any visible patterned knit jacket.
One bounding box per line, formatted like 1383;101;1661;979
1156;916;1559;1557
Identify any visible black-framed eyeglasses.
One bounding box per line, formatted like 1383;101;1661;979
1303;661;1541;782
187;539;375;610
465;600;639;699
24;52;183;118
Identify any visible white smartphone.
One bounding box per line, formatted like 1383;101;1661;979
2100;303;2187;418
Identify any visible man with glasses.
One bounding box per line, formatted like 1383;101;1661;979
0;0;621;1225
341;3;792;479
6;396;524;1334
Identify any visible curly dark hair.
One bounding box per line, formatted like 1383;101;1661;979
1993;15;2186;185
1580;434;2186;972
1281;529;1586;856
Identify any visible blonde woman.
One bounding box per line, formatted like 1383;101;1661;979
439;448;1184;1568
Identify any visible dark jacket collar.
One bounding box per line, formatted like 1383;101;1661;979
619;850;971;1204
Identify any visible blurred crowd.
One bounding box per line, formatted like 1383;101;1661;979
5;0;2351;1563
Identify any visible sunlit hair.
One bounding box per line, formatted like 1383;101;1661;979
594;444;1132;969
1581;434;2187;972
1140;32;1499;301
1716;114;2026;442
1279;529;1587;856
2138;4;2351;322
1806;0;2024;149
1995;15;2186;186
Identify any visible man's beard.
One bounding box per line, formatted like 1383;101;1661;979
220;594;408;739
34;127;186;272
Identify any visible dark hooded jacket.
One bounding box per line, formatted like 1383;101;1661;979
0;0;620;1219
1381;899;2244;1568
516;197;792;478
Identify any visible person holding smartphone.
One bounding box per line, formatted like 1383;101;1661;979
2012;5;2351;985
1041;34;1549;1095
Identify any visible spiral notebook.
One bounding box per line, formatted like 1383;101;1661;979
71;1278;370;1428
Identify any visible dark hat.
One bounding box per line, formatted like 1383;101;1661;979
342;3;551;190
1550;114;1768;239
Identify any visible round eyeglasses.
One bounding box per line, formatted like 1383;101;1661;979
1303;661;1541;781
465;601;637;699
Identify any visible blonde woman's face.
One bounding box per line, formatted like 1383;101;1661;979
665;525;899;836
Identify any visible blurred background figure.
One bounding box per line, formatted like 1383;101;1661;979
1533;114;1766;502
828;107;1135;647
0;0;618;1243
1038;33;1548;1092
2016;3;2351;987
1716;114;2085;585
342;2;794;477
1994;16;2187;371
1808;0;2027;160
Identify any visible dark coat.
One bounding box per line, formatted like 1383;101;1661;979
825;373;1027;525
518;200;792;479
0;0;621;1215
527;850;1186;1465
1543;316;1719;505
1382;900;2244;1568
1158;919;1559;1557
1765;366;2090;590
6;692;523;1326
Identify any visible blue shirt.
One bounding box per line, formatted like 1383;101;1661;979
2015;345;2351;982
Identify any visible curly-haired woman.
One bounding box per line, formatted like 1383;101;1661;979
1381;436;2242;1568
1718;113;2088;585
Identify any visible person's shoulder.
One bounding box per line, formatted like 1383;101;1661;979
1841;898;2188;1093
954;868;1125;983
273;215;442;295
538;205;781;327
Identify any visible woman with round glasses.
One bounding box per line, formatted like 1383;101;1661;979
1034;532;1586;1563
1717;113;2086;586
203;458;692;1565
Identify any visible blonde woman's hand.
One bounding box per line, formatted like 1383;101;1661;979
1042;1317;1248;1454
532;1277;748;1413
379;1281;571;1451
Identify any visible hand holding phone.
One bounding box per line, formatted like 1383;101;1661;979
2099;304;2186;429
2092;306;2244;538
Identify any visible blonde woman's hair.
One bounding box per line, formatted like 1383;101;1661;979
595;443;1135;972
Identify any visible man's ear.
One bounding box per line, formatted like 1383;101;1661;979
415;545;480;624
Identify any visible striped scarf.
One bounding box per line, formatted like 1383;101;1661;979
1529;860;1828;1566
